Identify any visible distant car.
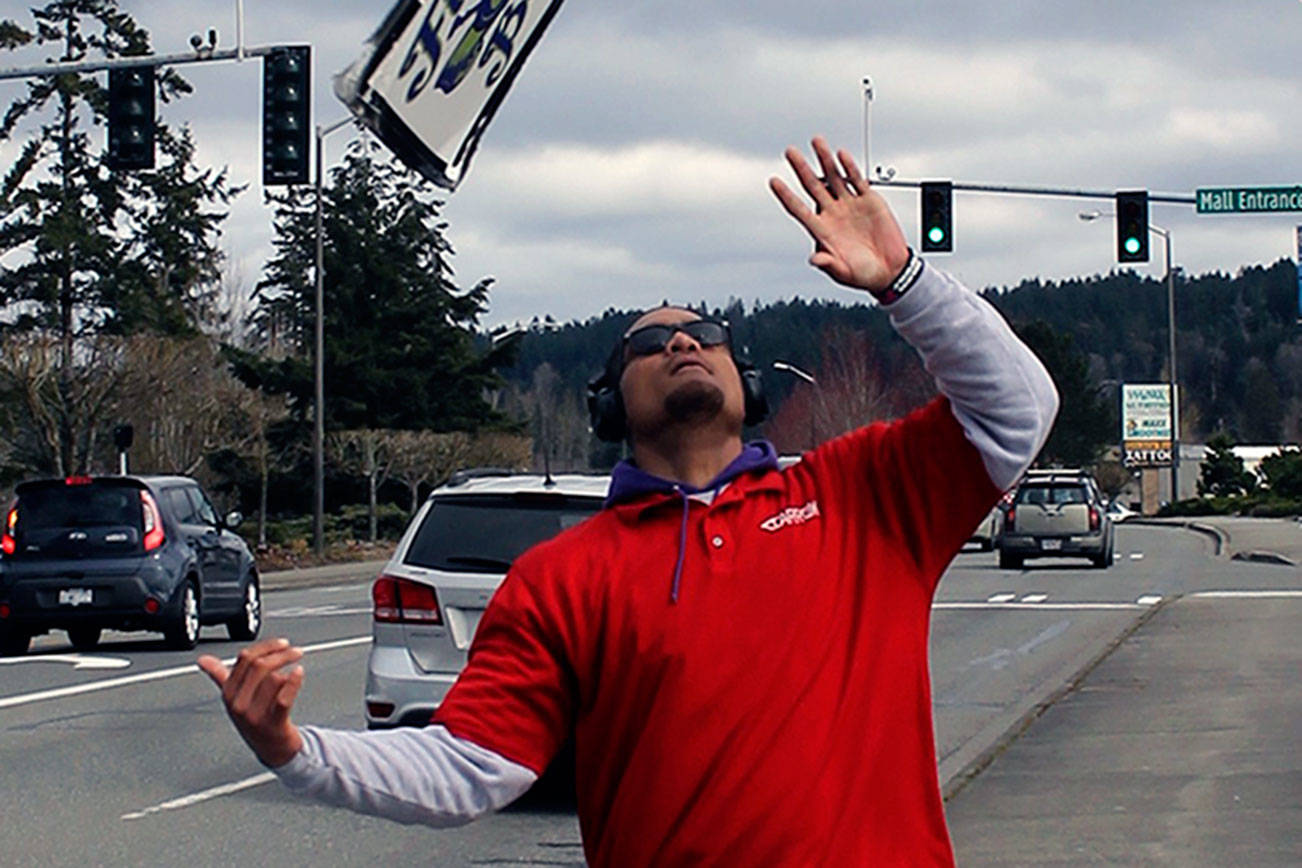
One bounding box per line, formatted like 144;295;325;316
968;506;1003;551
998;470;1114;569
1106;498;1138;523
364;470;609;729
0;475;259;655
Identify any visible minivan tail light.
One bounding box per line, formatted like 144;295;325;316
140;490;165;551
372;574;442;625
65;475;93;486
1089;506;1100;532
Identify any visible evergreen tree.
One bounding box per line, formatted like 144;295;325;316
0;1;237;472
243;138;509;433
1197;432;1254;497
1013;320;1115;467
1258;448;1302;499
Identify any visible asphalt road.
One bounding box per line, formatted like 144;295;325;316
0;523;1294;867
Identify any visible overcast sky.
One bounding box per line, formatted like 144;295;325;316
6;1;1302;328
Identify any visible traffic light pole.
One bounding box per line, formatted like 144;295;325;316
870;175;1197;206
313;116;356;558
1152;224;1179;505
0;45;282;81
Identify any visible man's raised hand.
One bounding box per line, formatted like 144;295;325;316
769;136;911;295
197;638;305;768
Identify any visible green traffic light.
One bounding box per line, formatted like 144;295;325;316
928;226;946;245
1124;237;1141;255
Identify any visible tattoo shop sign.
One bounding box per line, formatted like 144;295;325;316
1122;383;1173;468
335;0;566;190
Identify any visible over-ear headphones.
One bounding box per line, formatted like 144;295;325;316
586;326;769;443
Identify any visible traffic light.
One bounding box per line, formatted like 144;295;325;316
263;46;311;186
920;181;953;252
1115;190;1149;263
107;66;155;171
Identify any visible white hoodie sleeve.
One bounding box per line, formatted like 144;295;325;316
270;723;537;827
884;260;1059;491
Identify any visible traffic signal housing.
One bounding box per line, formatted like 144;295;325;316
107;66;156;171
920;181;953;253
1115;190;1149;263
263;46;311;186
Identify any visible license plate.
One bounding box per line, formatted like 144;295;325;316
1040;539;1063;551
59;588;93;606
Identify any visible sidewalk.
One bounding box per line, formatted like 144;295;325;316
945;593;1302;866
260;558;389;592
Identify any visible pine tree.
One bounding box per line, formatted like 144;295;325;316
1197;432;1254;497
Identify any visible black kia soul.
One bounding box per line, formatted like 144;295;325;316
0;476;260;656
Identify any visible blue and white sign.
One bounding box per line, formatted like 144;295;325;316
335;0;567;190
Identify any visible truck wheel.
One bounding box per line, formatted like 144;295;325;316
163;581;201;650
68;626;102;651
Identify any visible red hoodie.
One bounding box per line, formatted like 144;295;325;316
433;396;999;866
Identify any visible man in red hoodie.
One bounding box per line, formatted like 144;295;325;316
200;136;1057;866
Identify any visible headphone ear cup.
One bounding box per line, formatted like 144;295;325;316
587;347;629;443
738;363;769;427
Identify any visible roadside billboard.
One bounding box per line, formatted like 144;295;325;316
1122;384;1173;467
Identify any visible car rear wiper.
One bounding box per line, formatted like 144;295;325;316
443;555;514;570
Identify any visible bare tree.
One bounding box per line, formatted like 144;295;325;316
508;362;592;473
389;431;472;514
329;429;396;542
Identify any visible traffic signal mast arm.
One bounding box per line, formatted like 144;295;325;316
0;45;290;81
872;176;1195;206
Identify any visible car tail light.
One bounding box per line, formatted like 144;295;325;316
144;597;160;614
0;602;10;619
366;701;395;719
372;574;442;625
1006;507;1015;528
65;475;93;485
2;506;15;555
140;490;165;552
1089;506;1100;532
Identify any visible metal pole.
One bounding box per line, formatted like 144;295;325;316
312;115;355;557
1162;227;1178;505
0;44;286;80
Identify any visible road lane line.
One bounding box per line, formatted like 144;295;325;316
268;605;371;618
933;602;1145;610
0;653;131;670
986;593;1016;603
1129;553;1145;560
1020;593;1048;603
1136;595;1163;605
121;772;277;821
0;635;370;711
1191;590;1302;599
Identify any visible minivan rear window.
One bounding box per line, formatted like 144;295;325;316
404;494;602;573
16;482;143;530
1015;484;1088;505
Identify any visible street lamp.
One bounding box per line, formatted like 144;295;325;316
312;115;355;557
772;360;819;451
1079;210;1179;503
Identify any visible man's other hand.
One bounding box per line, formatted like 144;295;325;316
770;136;910;294
198;638;305;768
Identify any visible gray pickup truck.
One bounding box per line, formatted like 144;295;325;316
998;471;1114;569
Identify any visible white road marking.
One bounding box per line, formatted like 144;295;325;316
986;593;1016;603
934;601;1144;611
0;635;370;711
0;653;131;670
1191;590;1302;599
121;772;277;821
268;605;371;618
1021;593;1048;603
1129;553;1145;560
1136;595;1163;606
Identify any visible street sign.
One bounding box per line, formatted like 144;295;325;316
1122;384;1173;467
1196;186;1302;214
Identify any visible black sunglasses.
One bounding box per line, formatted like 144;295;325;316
623;320;731;358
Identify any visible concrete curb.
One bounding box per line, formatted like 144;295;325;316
1230;550;1300;567
940;596;1170;802
1127;518;1226;556
260;559;389;592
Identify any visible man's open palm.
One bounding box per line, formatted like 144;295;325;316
198;638;305;768
770;136;910;294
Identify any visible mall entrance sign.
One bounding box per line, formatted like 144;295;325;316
1196;186;1302;214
